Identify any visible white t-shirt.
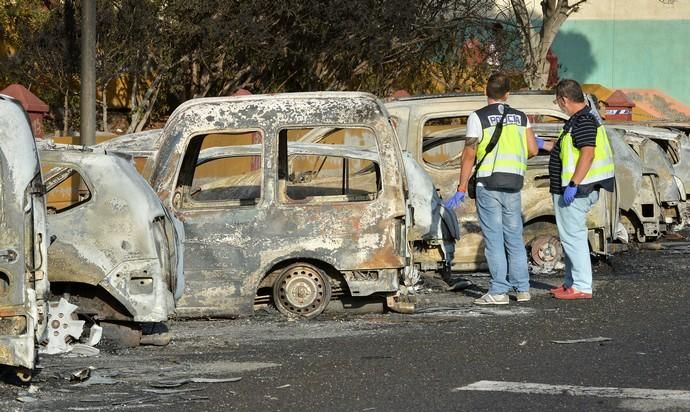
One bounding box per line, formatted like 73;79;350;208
465;112;483;141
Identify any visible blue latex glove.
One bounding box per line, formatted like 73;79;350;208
445;191;465;209
563;185;577;205
536;137;545;150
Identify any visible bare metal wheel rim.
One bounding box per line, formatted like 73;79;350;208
273;264;331;318
531;235;562;266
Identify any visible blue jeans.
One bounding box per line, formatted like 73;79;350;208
476;185;530;294
553;191;599;293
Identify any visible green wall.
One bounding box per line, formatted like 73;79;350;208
551;20;690;106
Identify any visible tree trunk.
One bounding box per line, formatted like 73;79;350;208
63;91;69;137
191;55;200;98
126;73;140;134
102;79;109;133
132;68;165;132
511;0;588;90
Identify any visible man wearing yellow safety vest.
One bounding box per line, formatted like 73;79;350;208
445;72;539;305
544;79;615;300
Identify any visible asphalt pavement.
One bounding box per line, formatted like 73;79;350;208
1;246;689;411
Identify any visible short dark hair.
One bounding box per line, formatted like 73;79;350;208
486;72;510;100
555;79;585;103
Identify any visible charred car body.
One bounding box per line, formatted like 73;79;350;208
612;123;690;200
105;92;420;318
38;142;183;345
534;122;686;243
0;95;49;381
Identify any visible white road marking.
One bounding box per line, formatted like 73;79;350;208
452;381;690;401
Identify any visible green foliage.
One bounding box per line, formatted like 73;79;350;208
2;0;524;132
0;0;50;49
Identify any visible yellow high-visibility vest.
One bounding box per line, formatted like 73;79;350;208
559;124;615;186
476;119;528;179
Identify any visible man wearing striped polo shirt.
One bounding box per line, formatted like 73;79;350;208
545;79;615;300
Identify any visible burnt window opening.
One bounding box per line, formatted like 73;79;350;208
43;165;92;214
527;114;563;123
176;131;263;207
641;204;655;218
278;127;381;203
652;139;680;165
422;115;469;169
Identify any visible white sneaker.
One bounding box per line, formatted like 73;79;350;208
473;293;509;305
516;291;531;302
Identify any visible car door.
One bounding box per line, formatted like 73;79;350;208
170;130;265;318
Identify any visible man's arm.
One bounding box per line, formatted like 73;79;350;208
457;112;481;192
457;143;477;192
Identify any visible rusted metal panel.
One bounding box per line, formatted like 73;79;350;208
37;142;183;323
0;94;49;372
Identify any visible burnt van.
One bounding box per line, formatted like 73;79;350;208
110;92;415;318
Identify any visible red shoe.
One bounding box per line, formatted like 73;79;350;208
553;287;592;300
549;284;566;294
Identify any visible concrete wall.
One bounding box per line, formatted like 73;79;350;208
548;0;690;106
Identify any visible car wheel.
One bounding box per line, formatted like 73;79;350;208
272;263;332;319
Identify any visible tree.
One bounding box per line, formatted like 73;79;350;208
0;0;52;90
94;0;177;133
156;0;497;98
0;0;50;52
2;0;524;133
8;1;79;136
506;0;587;89
419;1;511;93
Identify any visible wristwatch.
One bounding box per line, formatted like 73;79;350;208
568;180;577;187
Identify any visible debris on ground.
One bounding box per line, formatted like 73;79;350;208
551;337;612;344
446;279;473;291
68;343;100;357
150;377;242;388
70;367;93;382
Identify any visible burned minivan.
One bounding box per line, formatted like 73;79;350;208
0;95;49;381
123;92;414;318
37;142;184;347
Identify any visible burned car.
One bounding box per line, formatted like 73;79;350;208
37;142;184;346
0;95;49;381
103;92;425;319
606;125;685;239
385;93;619;272
534;122;686;243
97;129;163;175
611;123;690;200
101;127;460;284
